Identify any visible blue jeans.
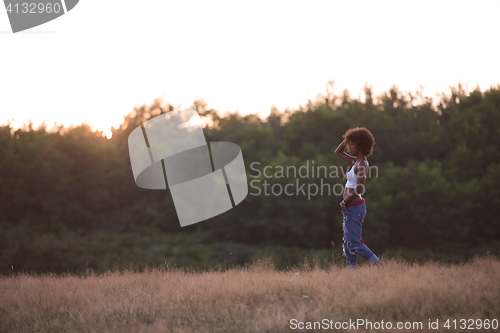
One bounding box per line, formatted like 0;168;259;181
342;199;379;269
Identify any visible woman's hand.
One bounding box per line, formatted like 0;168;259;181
335;139;356;165
340;201;347;211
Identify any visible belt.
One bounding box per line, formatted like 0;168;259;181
346;198;365;207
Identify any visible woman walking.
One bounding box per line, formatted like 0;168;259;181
334;127;384;269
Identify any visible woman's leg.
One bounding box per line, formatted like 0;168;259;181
342;211;358;269
342;204;379;269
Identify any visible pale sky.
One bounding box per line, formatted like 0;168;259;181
1;0;499;138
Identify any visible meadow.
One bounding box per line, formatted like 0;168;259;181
1;254;499;333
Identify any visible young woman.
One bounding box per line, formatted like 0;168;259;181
334;127;384;269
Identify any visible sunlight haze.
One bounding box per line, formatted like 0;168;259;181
1;0;499;138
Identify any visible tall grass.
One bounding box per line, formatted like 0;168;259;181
1;254;499;332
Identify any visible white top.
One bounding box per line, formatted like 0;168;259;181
345;160;366;189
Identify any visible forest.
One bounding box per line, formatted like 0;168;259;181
1;82;499;275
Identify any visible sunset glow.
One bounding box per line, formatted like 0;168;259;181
1;1;499;138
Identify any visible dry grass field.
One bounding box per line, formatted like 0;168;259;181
1;254;499;333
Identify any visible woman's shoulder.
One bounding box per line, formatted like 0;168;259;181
353;159;368;173
354;159;369;167
355;159;369;174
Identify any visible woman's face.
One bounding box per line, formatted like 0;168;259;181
347;140;358;155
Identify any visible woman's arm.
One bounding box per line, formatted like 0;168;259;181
334;139;356;164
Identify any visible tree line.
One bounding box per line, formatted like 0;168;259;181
1;82;499;275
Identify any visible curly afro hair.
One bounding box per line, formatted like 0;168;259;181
342;127;375;157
